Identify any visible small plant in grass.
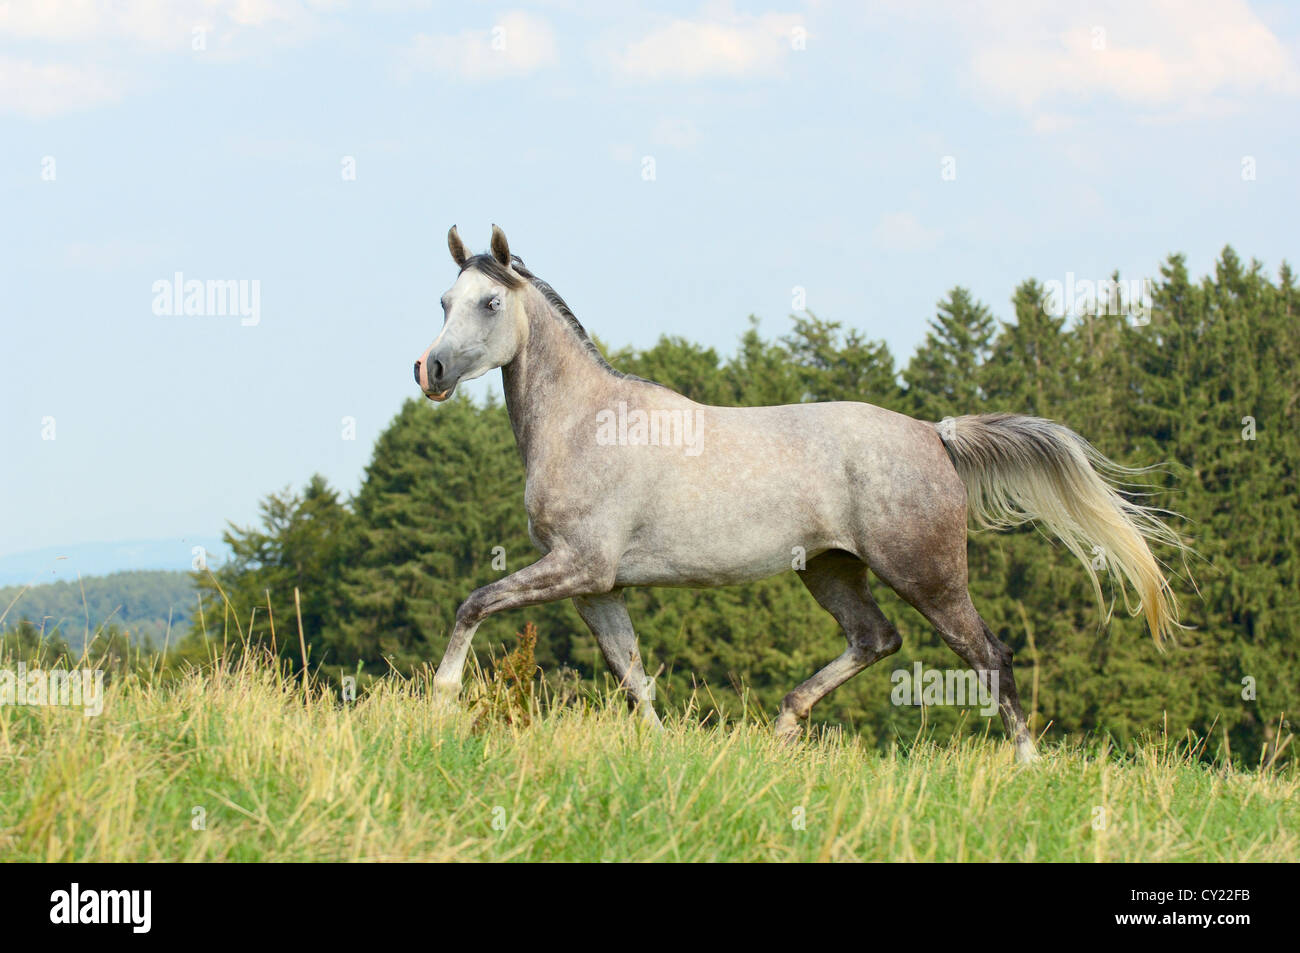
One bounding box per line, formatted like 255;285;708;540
470;621;538;732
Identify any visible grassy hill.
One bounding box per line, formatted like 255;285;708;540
2;649;1294;862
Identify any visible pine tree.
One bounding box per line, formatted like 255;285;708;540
184;474;357;667
723;317;806;406
780;313;900;406
605;336;731;404
902;287;994;420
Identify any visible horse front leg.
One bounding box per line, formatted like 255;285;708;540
433;548;609;699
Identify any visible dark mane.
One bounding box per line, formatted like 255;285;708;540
461;254;657;385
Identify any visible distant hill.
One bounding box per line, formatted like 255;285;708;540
0;536;228;587
0;570;198;653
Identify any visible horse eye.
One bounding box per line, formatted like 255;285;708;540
488;296;502;312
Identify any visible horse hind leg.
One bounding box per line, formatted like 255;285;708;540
865;468;1039;762
890;579;1038;763
775;550;902;743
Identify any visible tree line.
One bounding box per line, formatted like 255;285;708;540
1;570;194;654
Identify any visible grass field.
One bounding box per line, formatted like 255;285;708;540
1;651;1297;862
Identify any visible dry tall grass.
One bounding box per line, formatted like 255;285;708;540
1;645;1296;862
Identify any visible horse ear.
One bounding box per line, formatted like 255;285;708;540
447;225;468;267
490;224;511;267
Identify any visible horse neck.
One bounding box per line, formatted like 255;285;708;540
500;293;614;468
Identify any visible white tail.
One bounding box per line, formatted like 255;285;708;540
935;413;1186;645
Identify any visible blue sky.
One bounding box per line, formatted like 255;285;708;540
2;0;1297;575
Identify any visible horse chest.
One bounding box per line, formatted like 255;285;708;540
522;480;581;541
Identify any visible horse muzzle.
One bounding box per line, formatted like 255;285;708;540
414;356;457;402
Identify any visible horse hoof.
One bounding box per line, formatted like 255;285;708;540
432;681;462;714
1015;740;1041;764
773;713;803;745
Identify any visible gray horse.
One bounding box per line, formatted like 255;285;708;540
414;226;1183;761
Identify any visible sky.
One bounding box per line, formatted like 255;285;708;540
1;0;1297;577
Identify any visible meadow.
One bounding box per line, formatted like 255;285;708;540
2;646;1296;863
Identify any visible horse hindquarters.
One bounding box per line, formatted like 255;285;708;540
808;424;1038;759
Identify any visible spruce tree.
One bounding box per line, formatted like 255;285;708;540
902;287;994;420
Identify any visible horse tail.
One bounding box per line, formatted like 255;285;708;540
933;412;1185;646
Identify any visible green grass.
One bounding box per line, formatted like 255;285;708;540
1;651;1296;862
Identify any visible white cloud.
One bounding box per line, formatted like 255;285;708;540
615;5;805;81
0;0;103;41
405;11;557;80
0;0;313;50
965;0;1299;114
0;57;123;118
0;0;330;116
871;212;942;252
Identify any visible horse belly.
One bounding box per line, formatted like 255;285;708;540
613;487;845;587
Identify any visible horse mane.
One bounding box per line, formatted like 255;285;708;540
460;254;657;385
